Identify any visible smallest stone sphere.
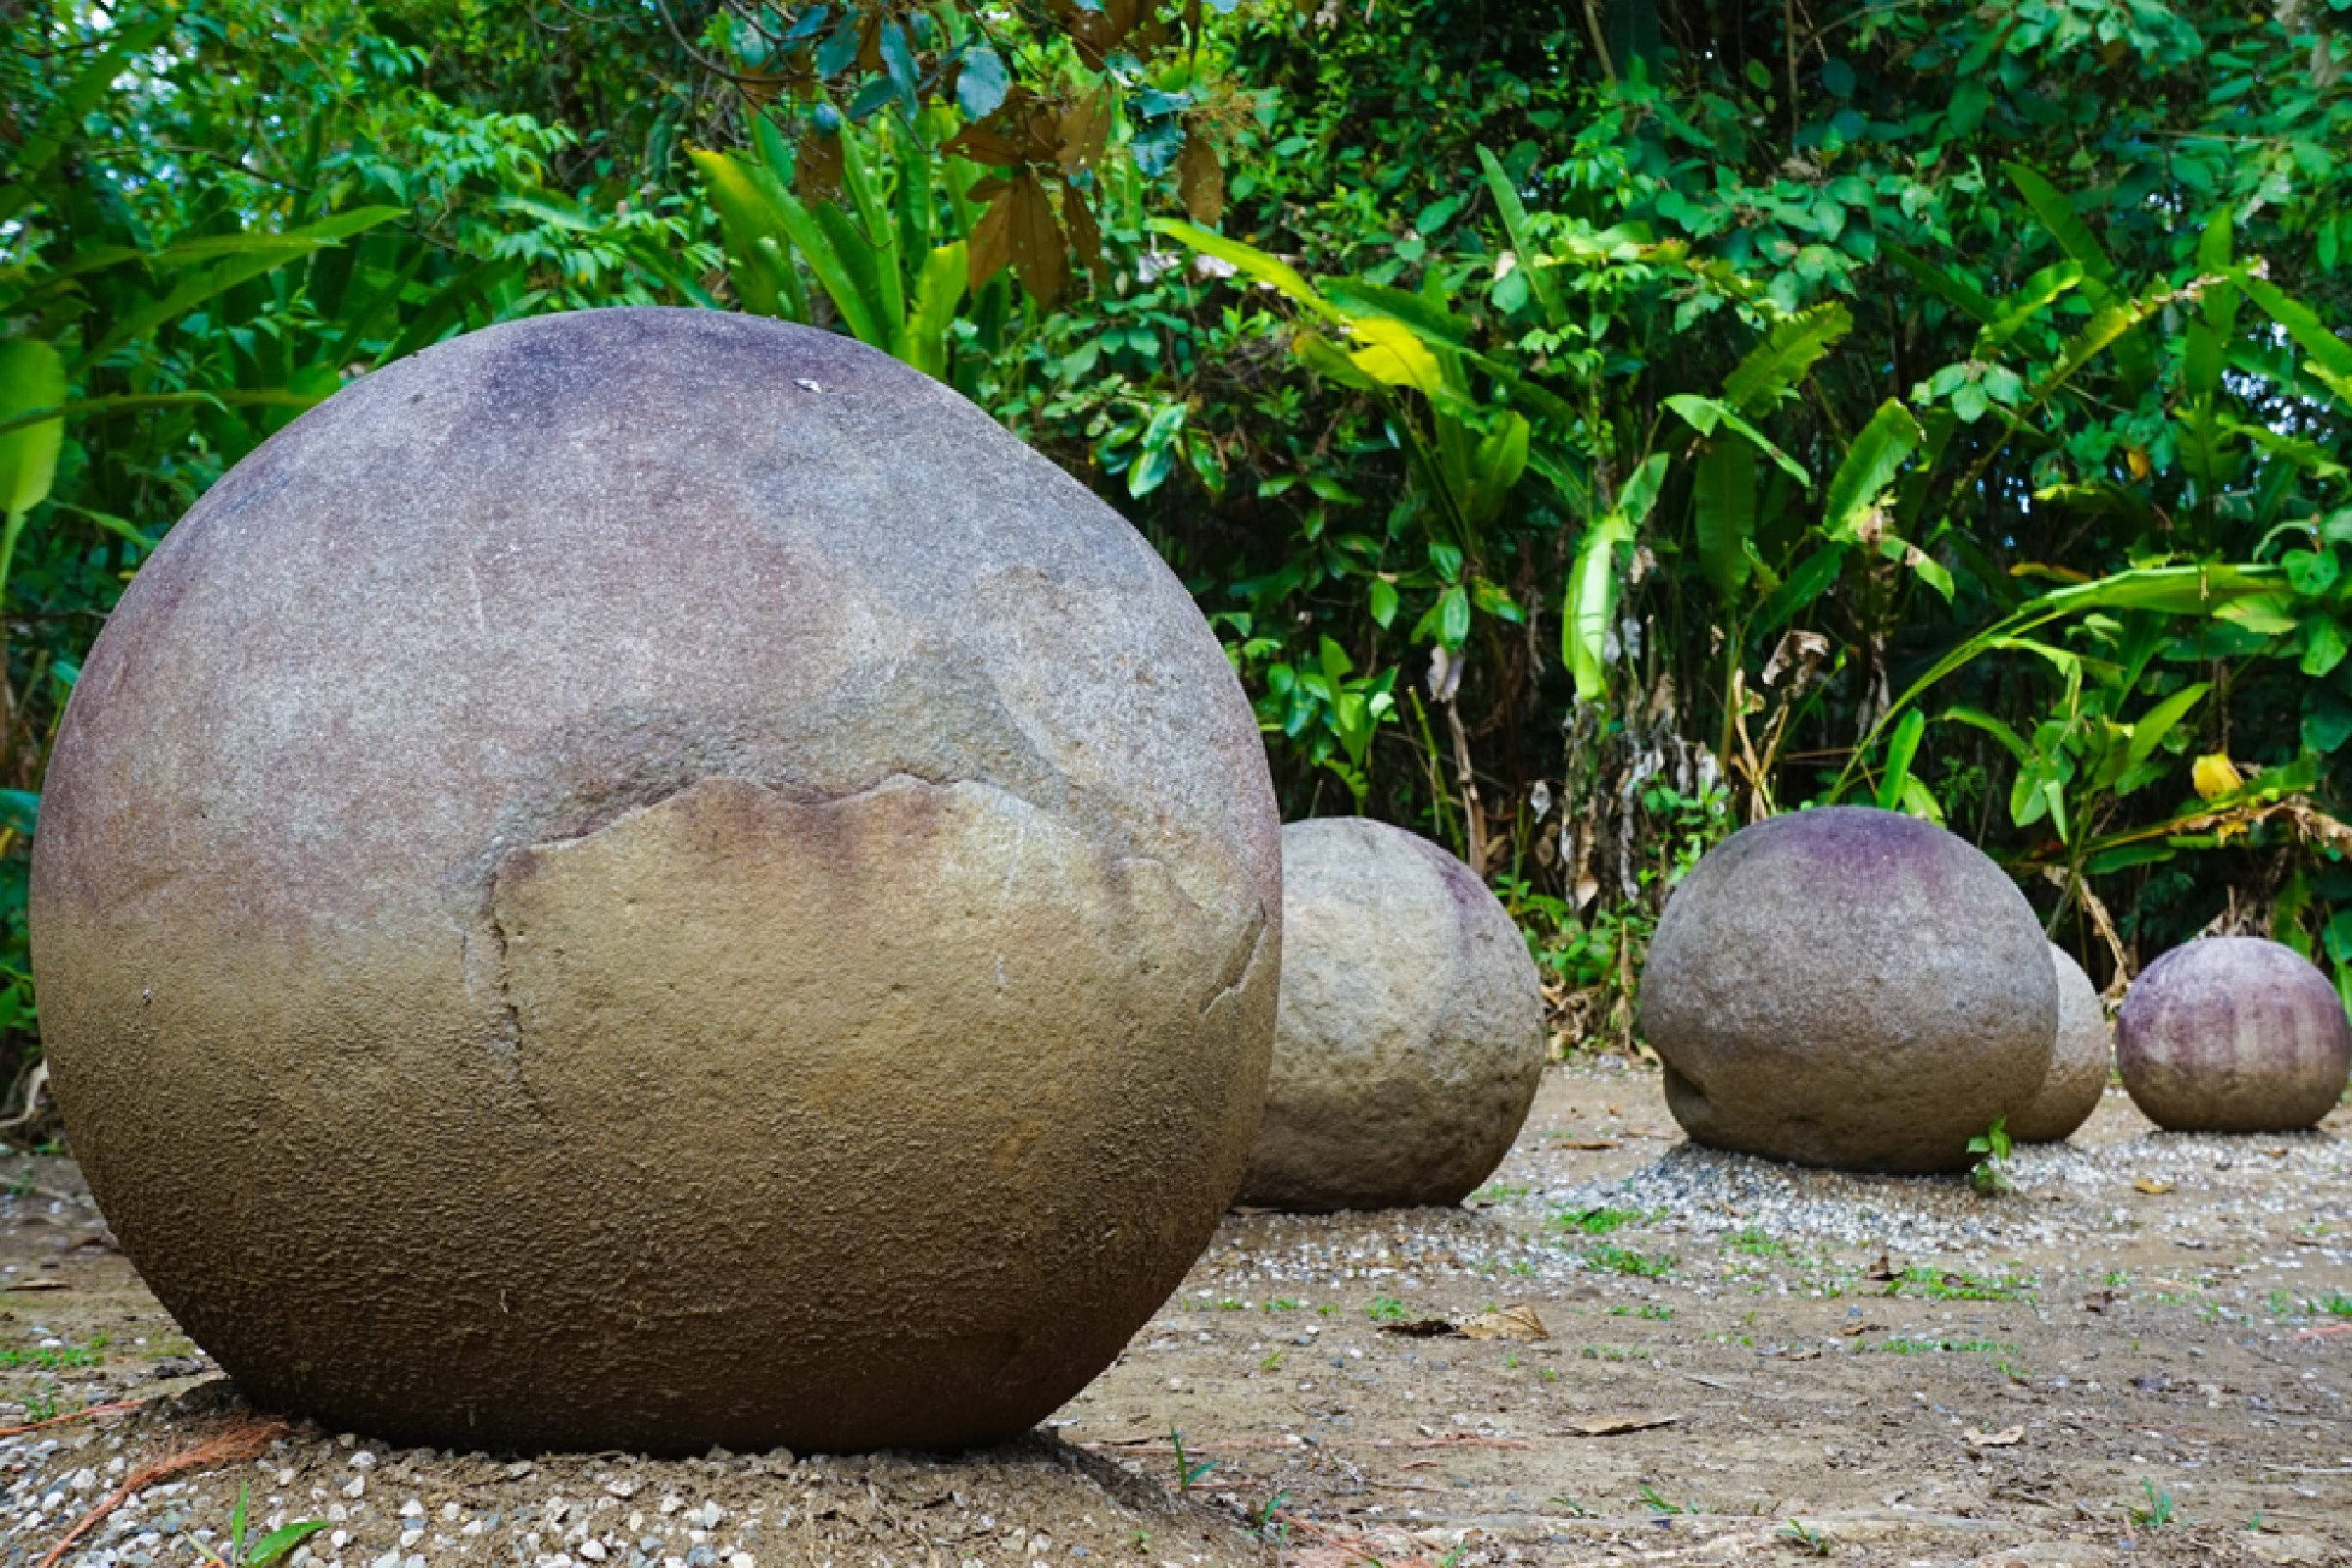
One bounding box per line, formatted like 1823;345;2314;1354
1239;818;1545;1211
2117;936;2352;1133
2007;945;2112;1144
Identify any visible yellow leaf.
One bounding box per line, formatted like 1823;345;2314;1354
2191;753;2244;800
1346;317;1442;397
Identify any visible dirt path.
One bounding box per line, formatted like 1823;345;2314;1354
2;1061;2348;1567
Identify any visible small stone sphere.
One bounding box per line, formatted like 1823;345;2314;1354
30;310;1282;1453
2008;945;2111;1144
1237;818;1545;1211
1640;807;2057;1173
2116;937;2352;1133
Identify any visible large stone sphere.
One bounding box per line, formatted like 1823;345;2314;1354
2116;937;2352;1133
30;310;1282;1454
1237;818;1544;1211
2008;945;2111;1143
1640;807;2056;1173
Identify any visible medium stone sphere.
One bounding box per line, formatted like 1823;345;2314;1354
1237;818;1544;1211
30;310;1282;1454
1640;807;2057;1173
2008;945;2111;1143
2116;937;2352;1133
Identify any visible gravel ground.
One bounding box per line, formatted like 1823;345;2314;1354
2;1060;2349;1568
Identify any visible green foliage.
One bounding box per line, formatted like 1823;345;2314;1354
1580;1244;1675;1279
2128;1477;2178;1530
10;0;2352;1081
1967;1118;2017;1195
192;1486;330;1568
1165;1427;1216;1493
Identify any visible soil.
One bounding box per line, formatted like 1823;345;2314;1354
1;1059;2348;1568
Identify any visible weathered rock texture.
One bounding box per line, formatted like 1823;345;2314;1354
1640;807;2057;1173
30;309;1282;1454
2116;937;2352;1133
2008;946;2111;1143
1238;818;1544;1211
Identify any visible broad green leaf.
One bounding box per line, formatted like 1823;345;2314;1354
691;148;804;321
0;338;66;521
1940;705;2032;763
1822;400;1924;539
1692;438;1758;602
1886;243;1995;322
1977;261;2084;354
764;185;882;345
1723;303;1851;416
2125;682;2210;773
2084;843;2178;875
1476;146;1564;325
2031;297;2157;404
1664;395;1810;486
2002;162;2117;283
1753;544;1847;634
2182;213;2238;403
1323;278;1473;350
1615;453;1672;527
2239;273;2352;405
833;120;906;331
248;1520;333;1568
81;207;404;368
1464;413;1529;523
902;242;968;379
1875;710;1928;811
1563;514;1631;702
1293;331;1385;393
2304;617;2350;678
1346;317;1443;396
1151;220;1336;319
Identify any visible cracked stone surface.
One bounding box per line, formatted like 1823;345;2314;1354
29;309;1281;1453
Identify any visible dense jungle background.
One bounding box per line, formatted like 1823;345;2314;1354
5;0;2352;1100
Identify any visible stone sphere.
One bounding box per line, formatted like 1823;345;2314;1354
1237;818;1544;1211
2008;945;2111;1143
1640;807;2056;1173
30;310;1282;1453
2116;937;2352;1133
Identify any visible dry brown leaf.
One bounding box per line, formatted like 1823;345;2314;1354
1865;1252;1900;1281
1057;89;1112;171
4;1278;68;1293
1460;1305;1548;1342
1005;174;1066;307
1553;1138;1622;1152
1177;133;1225;225
1558;1412;1679;1438
967;185;1016;292
1964;1424;2027;1447
1060;176;1104;281
795;128;844;199
2133;1178;2175;1196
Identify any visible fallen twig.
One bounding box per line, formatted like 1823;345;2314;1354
1087;1432;1533;1455
36;1415;289;1568
0;1397;148;1441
